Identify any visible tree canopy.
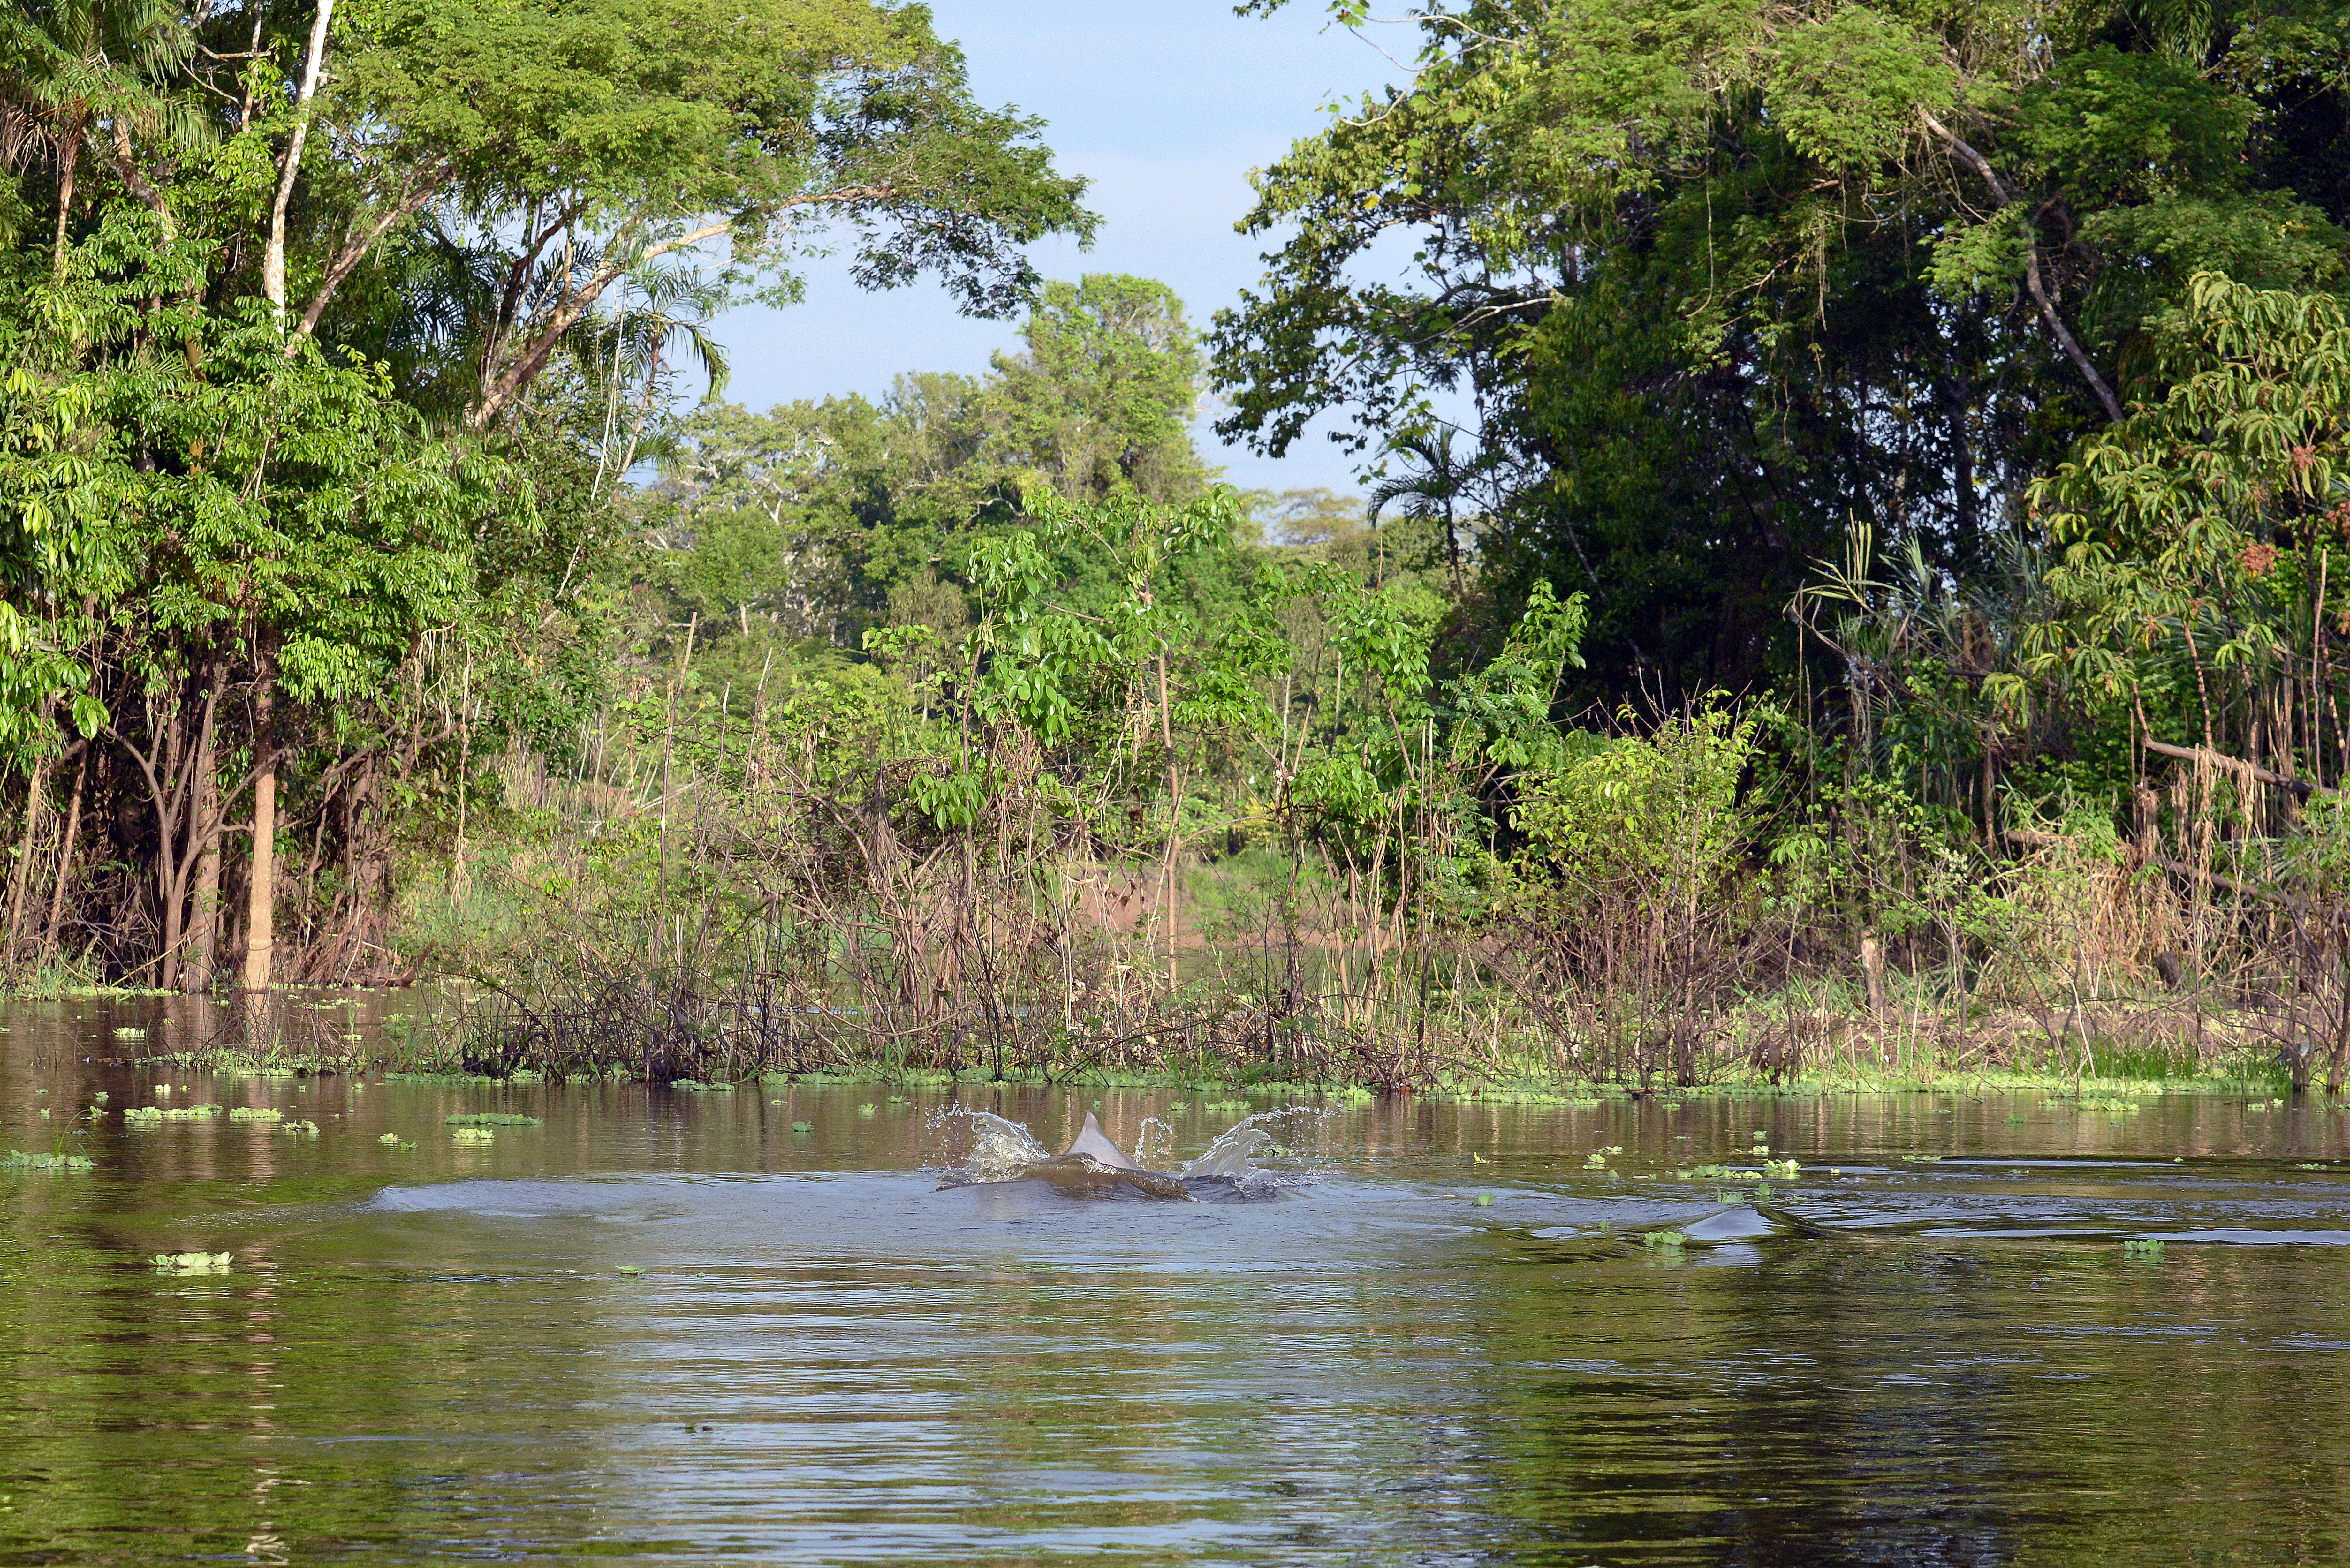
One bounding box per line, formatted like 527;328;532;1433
0;0;1093;987
1215;0;2350;691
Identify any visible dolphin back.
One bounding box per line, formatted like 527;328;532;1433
1062;1111;1144;1171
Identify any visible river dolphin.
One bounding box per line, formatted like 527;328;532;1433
1061;1111;1144;1171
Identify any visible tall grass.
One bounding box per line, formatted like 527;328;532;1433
398;702;2310;1090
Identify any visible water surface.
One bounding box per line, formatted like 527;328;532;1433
2;994;2346;1563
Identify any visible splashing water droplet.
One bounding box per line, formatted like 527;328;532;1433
928;1108;1053;1183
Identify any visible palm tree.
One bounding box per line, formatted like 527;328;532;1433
1368;427;1483;592
575;260;734;500
0;0;198;281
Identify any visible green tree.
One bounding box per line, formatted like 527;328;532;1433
1214;0;2350;694
986;274;1213;503
303;0;1095;425
0;0;1094;988
654;274;1219;669
2029;270;2350;772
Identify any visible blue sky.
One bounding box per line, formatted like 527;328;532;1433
705;0;1403;497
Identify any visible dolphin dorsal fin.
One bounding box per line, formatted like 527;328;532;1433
1062;1110;1143;1171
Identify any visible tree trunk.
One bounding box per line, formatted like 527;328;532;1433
184;767;221;994
51;126;80;283
157;859;185;992
264;0;338;327
37;751;86;968
343;758;390;981
5;753;53;952
242;682;277;992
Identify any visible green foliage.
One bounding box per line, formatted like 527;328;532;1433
1213;0;2350;695
2032;271;2347;705
651;273;1216;669
1514;705;1762;922
0;0;1094;986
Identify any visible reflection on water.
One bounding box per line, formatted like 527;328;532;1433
0;993;2348;1562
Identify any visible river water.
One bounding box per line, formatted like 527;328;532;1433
2;994;2347;1564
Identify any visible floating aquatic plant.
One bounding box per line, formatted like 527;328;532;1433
5;1149;90;1171
790;1122;813;1135
451;1127;495;1143
617;1266;642;1277
1474;1193;1493;1207
227;1107;282;1122
1585;1153;1608;1168
123;1106;163;1125
1902;1154;1943;1164
1642;1229;1687;1250
153;1252;230;1273
282;1120;320;1138
857;1104;877;1117
445;1113;540;1127
1765;1157;1801;1180
2121;1238;2167;1260
668;1080;731;1093
377;1132;402;1145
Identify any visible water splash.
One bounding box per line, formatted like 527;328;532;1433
1133;1116;1178;1169
928;1109;1052;1183
929;1104;1317;1200
1180;1107;1323;1181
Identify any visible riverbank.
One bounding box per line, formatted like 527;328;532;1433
44;982;2294;1100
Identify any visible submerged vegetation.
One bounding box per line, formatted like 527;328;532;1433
2;0;2349;1093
